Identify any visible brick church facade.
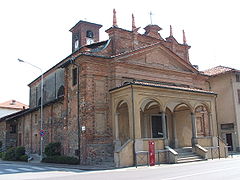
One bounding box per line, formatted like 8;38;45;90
0;10;227;167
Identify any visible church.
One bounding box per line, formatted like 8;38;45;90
0;10;227;167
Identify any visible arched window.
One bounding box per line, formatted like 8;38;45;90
38;97;41;106
86;30;94;38
57;85;65;98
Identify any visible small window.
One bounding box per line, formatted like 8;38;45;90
238;89;240;104
72;68;78;86
86;30;94;38
38;97;41;106
221;123;234;130
236;74;240;82
10;125;17;133
18;133;22;146
57;85;65;97
34;114;38;124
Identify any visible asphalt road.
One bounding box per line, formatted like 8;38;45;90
1;157;240;180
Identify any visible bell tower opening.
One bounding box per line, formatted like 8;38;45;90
69;20;102;52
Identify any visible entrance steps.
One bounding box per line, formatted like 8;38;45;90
175;147;205;163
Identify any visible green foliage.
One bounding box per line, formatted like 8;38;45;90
2;146;26;161
42;155;79;165
0;152;4;158
19;154;28;162
44;142;61;157
3;147;16;161
15;146;25;160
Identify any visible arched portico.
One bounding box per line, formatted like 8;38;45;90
113;100;131;149
110;82;218;167
139;98;167;139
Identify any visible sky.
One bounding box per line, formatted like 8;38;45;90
0;0;239;105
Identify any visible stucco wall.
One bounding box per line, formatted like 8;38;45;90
209;73;239;150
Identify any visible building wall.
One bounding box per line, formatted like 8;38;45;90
0;121;6;150
209;73;238;150
14;99;66;154
231;73;240;150
29;68;64;108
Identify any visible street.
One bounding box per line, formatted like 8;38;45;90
1;157;240;180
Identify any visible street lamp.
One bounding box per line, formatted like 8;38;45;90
17;58;44;161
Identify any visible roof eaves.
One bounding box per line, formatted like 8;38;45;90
109;82;216;95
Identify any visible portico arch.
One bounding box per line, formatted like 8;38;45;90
115;100;130;146
139;98;168;141
172;102;193;147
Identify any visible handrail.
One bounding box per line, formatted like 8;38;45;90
217;136;228;146
115;139;133;153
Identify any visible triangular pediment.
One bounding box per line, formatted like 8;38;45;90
117;45;197;73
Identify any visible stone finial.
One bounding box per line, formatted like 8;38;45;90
170;25;173;36
183;30;187;45
132;13;136;31
113;9;118;27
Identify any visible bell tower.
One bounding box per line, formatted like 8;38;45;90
69;20;102;52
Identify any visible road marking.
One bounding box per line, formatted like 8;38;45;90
5;169;20;173
162;166;239;180
18;168;32;171
31;167;46;170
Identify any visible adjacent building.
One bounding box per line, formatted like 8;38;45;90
204;66;240;151
0;100;27;118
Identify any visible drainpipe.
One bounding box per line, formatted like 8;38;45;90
214;95;221;159
131;83;136;166
70;59;81;164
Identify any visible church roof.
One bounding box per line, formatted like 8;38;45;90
203;66;240;76
110;80;216;95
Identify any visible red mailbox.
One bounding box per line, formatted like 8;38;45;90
148;140;155;166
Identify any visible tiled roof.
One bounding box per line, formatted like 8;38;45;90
0;100;28;110
203;66;239;76
110;80;216;95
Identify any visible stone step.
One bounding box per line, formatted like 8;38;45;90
178;153;200;158
178;155;202;161
174;147;205;164
177;158;205;164
175;147;192;153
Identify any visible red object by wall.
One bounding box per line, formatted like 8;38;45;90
148;140;155;166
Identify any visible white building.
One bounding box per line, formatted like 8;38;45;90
0;100;28;118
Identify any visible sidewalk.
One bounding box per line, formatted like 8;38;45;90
0;159;116;171
1;153;240;171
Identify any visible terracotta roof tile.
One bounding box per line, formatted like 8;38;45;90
203;65;239;76
0;100;28;110
110;80;215;95
133;81;215;94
